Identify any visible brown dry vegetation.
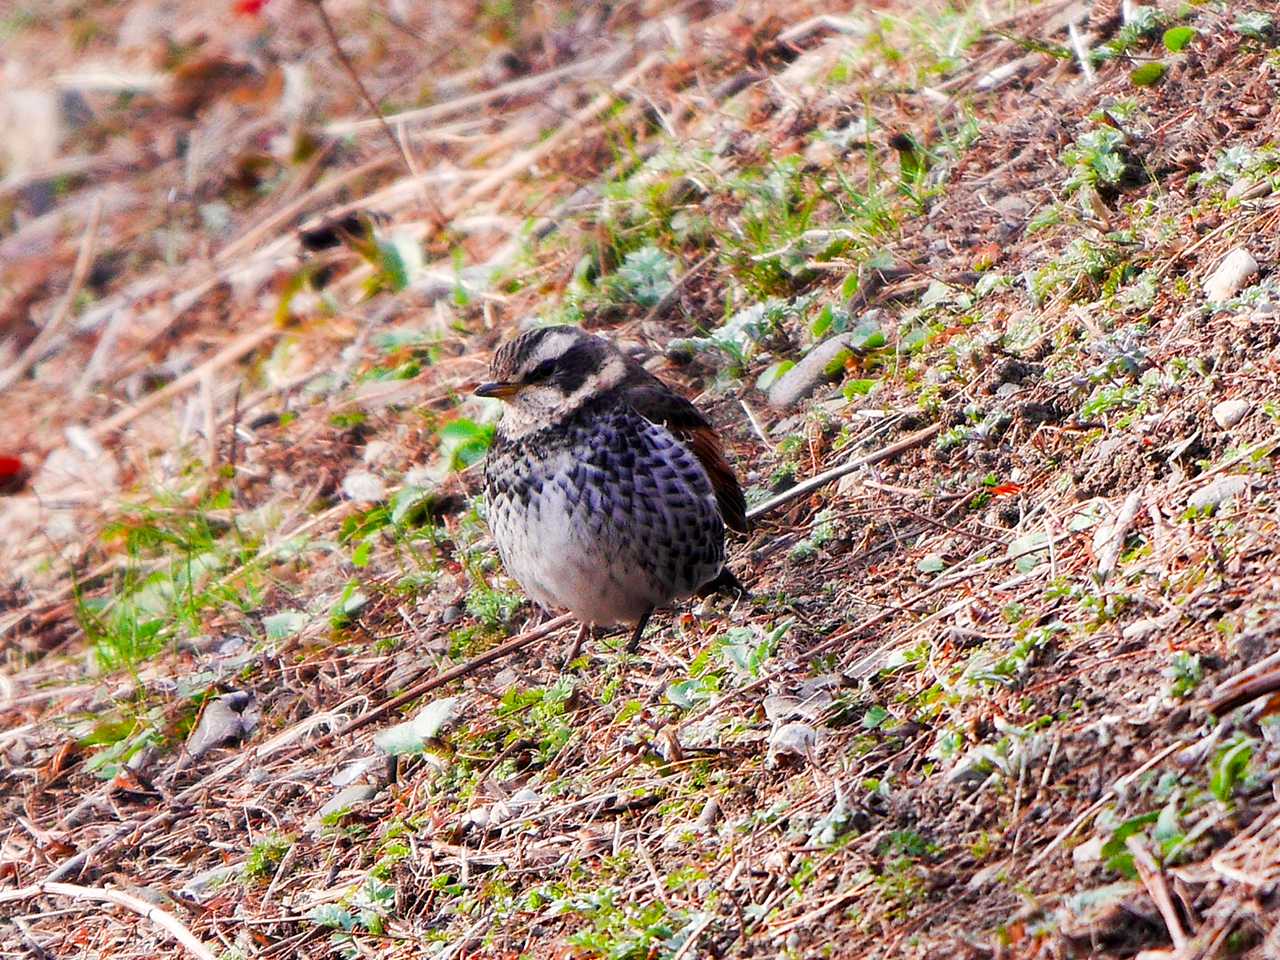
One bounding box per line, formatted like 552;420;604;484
3;1;1280;958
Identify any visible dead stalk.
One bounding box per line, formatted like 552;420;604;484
0;882;217;960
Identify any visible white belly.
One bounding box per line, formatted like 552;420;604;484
492;467;666;625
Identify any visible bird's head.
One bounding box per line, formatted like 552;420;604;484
475;326;628;433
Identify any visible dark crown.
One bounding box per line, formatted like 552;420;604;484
490;326;613;395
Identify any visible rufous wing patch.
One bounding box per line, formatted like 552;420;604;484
686;425;749;534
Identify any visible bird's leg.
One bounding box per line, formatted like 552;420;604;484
625;606;655;654
559;620;591;665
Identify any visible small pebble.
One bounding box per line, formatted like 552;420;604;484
1203;247;1259;301
1212;399;1251;429
1071;836;1105;873
314;784;378;823
1186;475;1250;512
766;721;819;765
341;469;386;502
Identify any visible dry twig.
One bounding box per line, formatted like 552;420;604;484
1126;835;1191;951
0;196;102;391
0;882;217;960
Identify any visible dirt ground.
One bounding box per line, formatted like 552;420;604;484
3;0;1280;957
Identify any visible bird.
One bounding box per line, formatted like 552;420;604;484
475;324;748;659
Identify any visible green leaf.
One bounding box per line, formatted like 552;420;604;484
861;704;891;729
438;418;496;471
390;486;431;525
755;360;794;392
373;696;464;754
842;378;878;399
847;315;886;350
264;610;309;640
79;717;135;747
1101;811;1159;878
810;304;835;338
917;554;946;574
1211;738;1254;802
310;905;357;931
1129;62;1167;87
1162;26;1195;51
374;239;410;291
330;582;369;626
666;677;716;709
841;272;860;300
821;347;855;378
351;539;372;568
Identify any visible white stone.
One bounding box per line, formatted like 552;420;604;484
341;469;385;502
1072;835;1105;873
361;440;390;465
0;88;61;176
1203;247;1259;301
314;784;378;824
766;721;819;765
1212;399;1251;429
1122;613;1178;641
1186;475;1251;512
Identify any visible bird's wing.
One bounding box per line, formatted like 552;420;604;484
626;384;749;534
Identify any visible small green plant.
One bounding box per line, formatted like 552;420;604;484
497;678;577;764
310;878;399;959
670;295;812;377
963;625;1061;688
464;581;524;630
1100;809;1159;878
1093;6;1166;61
329;581;370;628
969;832;997;861
244;834;293;882
880;830;940;860
1161;26;1195;53
1061;128;1132;196
874;858;927;914
560;887;698;960
789;509;838;562
720;157;823;297
79;708;167;779
1210;736;1256;803
437;417;495;471
1030;234;1137;303
1190;145;1280;191
1234;11;1275;42
1163;651;1203;699
602;245;676;307
77;499;263;670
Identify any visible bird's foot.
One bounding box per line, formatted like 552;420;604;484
624;606;655;655
557;621;591;668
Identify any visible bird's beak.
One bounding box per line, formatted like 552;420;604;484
474;380;521;400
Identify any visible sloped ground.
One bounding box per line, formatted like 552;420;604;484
3;1;1280;957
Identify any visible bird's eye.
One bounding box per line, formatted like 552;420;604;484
524;358;557;383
